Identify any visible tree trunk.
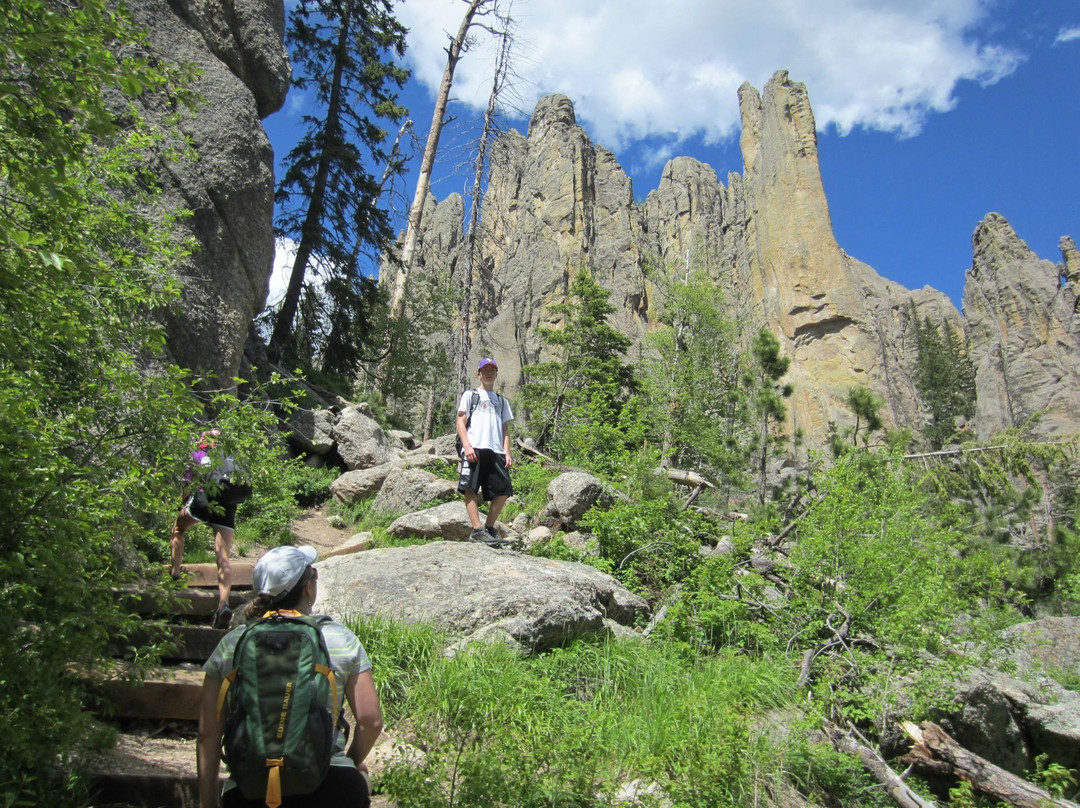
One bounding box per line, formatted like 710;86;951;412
457;6;513;392
269;3;352;361
901;721;1080;808
388;0;492;321
823;722;935;808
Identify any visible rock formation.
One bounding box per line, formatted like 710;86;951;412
400;71;1075;449
125;0;289;385
963;214;1080;438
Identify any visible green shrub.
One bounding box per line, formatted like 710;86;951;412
581;498;702;597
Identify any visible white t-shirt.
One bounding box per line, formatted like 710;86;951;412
458;388;513;454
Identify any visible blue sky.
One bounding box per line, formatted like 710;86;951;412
264;0;1079;312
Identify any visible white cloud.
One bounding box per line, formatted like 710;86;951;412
1055;25;1080;44
393;0;1021;147
266;238;298;310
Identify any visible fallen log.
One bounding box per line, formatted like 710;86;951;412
658;467;716;489
823;722;936;808
901;721;1080;808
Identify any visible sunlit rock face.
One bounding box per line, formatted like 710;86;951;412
963;214;1080;439
400;72;1075;450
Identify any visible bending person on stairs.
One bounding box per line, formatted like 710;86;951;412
456;357;514;547
170;429;251;629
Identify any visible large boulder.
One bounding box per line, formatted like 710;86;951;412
930;618;1080;775
288;408;338;456
371;468;457;515
330;460;404;505
123;0;289;386
386;502;474;541
539;472;612;530
332;406;399;470
316;541;650;652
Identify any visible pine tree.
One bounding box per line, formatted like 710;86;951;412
268;0;409;370
749;328;793;505
911;303;976;449
644;268;753;496
521;269;636;460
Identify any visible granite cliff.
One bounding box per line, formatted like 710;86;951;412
126;0;289;385
397;71;1077;447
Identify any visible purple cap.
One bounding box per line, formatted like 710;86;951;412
478;357;498;371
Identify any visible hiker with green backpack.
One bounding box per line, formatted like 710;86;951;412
456;357;514;547
197;545;383;808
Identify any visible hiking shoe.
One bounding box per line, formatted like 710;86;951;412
468;527;492;544
212;604;233;630
485;526;511;547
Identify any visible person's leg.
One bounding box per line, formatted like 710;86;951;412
463;490;483;529
169;505;198;577
483;453;513;529
485;494;508;527
214;527;234;609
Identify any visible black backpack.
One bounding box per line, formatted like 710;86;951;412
206;456;253;506
218;611;345;808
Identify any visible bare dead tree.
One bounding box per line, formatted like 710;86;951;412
387;0;496;321
456;3;517;393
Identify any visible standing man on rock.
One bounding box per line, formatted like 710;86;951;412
456;358;514;547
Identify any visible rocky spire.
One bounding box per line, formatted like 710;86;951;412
963;214;1080;438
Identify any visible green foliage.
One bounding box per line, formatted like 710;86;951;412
749;328;793;504
911;305;976;450
0;0;204;800
846;385;885;448
643;268;754;498
269;0;410;371
655;551;782;656
581;498;705;597
519;268;638;463
343;613;447;722
918;434;1080;607
376;632;845;808
1028;754;1078;798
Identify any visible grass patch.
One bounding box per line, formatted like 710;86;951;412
363;623;870;808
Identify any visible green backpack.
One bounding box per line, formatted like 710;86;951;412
218;611;343;808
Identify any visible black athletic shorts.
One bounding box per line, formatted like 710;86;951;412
457;448;513;501
183;489;237;532
222;765;370;808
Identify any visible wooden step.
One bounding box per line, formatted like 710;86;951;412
90;772;200;808
171;561;255;589
90;667;205;721
112;624;228;663
117;586;246;617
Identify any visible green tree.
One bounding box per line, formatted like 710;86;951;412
846;384;885;448
644;268;753;497
520;268;637;466
268;0;410;371
749;328;793;505
0;0;203;800
911;304;976;450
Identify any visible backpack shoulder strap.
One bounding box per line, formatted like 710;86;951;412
465;389;480;427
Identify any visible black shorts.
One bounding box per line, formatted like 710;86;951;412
457;448;513;501
222;765;370;808
183;490;237;532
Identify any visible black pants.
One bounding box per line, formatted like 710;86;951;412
222;766;370;808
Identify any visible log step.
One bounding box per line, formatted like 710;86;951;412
116;586;247;617
170;562;255;589
91;772;201;808
89;667;205;721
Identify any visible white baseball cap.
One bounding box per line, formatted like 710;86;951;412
252;545;318;599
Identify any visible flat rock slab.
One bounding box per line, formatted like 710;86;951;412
317;541;649;652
